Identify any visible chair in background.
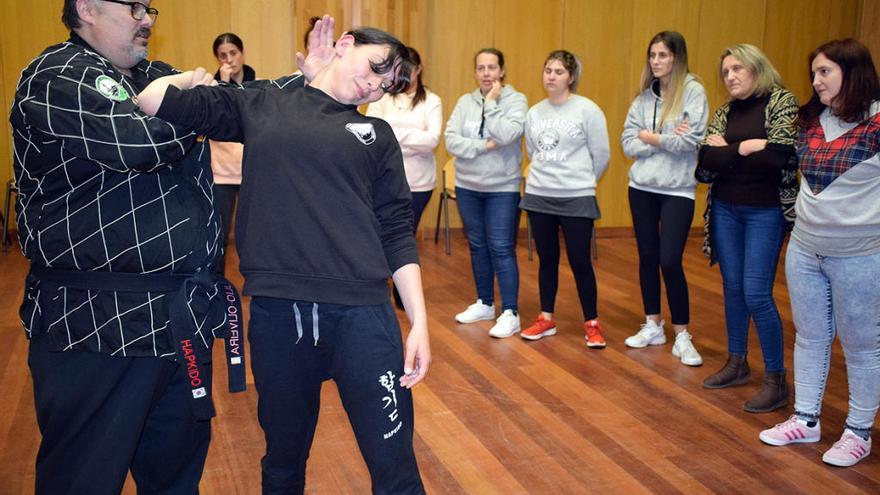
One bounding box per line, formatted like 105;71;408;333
3;180;18;254
433;158;456;255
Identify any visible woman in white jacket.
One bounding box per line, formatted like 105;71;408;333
368;47;442;308
445;48;527;338
620;31;708;365
367;47;442;232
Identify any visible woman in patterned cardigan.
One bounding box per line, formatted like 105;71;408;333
695;44;798;413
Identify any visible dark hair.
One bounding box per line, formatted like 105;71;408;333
348;28;413;95
213;33;244;57
62;0;82;29
545;49;582;92
474;48;505;81
303;16;321;50
799;38;880;125
407;47;427;109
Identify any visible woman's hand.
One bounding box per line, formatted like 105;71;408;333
638;129;660;146
738;138;767;156
189;68;217;88
218;63;234;83
485;80;502;101
706;134;728;147
296;14;336;81
391;263;431;389
673;119;690;136
400;323;430;389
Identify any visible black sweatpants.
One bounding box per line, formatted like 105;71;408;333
214;183;240;276
248;297;424;495
527;210;597;321
628;187;694;325
28;333;211;495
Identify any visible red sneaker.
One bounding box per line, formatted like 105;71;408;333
584;320;606;349
521;314;557;341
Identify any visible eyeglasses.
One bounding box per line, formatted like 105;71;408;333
100;0;159;21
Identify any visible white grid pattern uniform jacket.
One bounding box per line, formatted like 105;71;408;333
10;36;227;358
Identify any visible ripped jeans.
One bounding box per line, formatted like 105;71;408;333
786;240;880;437
248;296;424;495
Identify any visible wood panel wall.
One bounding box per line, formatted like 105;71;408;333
0;1;874;230
425;0;867;229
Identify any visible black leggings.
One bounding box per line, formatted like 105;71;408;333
628;187;694;325
528;210;597;321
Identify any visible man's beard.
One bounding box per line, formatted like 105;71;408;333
129;28;151;63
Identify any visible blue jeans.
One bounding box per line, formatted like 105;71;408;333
455;187;520;312
786;240;880;436
711;199;786;372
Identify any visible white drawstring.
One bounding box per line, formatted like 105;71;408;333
292;302;320;346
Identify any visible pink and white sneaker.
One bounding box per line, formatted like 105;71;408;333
759;415;820;446
823;430;871;467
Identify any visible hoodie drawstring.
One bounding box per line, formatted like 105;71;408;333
292;302;320;346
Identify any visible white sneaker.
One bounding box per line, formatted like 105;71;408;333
672;330;703;366
488;309;521;338
624;319;666;348
455;299;495;323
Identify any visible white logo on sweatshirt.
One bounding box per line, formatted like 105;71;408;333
345;123;376;145
537;129;560;152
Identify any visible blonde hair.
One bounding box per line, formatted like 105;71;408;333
639;31;694;125
719;44;783;98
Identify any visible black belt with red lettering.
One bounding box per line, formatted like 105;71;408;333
28;265;246;420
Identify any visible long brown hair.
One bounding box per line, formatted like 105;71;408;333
406;47;427;110
798;38;880;125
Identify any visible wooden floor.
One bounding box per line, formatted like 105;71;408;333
1;232;878;494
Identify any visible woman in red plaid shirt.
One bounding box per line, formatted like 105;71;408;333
759;38;880;468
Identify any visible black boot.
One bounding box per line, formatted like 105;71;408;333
744;370;789;413
703;354;750;389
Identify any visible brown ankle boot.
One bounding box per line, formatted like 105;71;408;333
703;354;750;389
744;370;789;413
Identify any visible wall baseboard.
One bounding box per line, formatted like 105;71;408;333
424;226;704;240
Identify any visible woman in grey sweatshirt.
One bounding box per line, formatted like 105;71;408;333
519;50;610;349
621;31;708;366
445;48;527;339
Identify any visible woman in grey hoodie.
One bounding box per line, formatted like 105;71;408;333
621;31;708;366
445;48;528;339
